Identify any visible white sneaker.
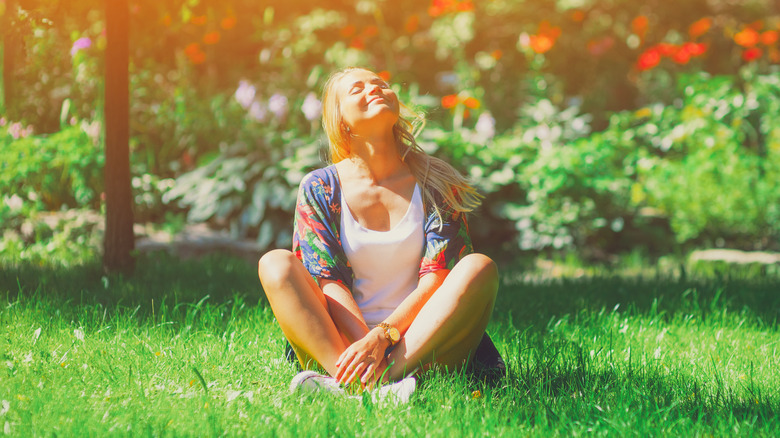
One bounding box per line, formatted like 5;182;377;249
370;376;416;404
289;370;345;395
290;371;416;404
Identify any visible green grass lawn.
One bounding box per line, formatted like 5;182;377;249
1;253;778;436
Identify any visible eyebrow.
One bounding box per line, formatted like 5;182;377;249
348;78;386;89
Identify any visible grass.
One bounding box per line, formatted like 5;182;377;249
1;252;779;436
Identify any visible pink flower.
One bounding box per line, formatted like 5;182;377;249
70;37;92;57
234;80;256;109
301;92;322;121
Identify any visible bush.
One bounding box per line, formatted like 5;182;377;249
0;121;103;211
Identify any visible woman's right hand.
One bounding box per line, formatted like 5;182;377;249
334;327;390;386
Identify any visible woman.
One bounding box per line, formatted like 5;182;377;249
258;67;502;392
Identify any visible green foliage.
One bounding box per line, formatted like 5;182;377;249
4;0;780;256
441;72;780;255
162;131;321;247
624;72;780;247
0;122;103;211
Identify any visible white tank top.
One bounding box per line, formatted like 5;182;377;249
340;184;425;327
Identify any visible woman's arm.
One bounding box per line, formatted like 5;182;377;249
319;279;369;344
378;269;449;336
334;269;449;385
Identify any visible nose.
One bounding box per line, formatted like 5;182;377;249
367;83;382;95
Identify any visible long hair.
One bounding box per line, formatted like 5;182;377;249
320;67;482;218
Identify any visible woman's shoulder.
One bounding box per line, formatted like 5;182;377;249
299;165;340;201
300;165;338;187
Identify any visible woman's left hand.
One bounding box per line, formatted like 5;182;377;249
335;328;389;386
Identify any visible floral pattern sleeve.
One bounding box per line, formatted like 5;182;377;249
419;197;474;278
291;167;353;288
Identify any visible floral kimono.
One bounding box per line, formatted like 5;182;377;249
292;165;473;289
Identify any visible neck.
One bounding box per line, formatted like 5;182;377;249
347;130;404;182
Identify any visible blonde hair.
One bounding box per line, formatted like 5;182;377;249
321;67;482;218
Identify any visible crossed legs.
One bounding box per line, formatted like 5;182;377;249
257;249;498;381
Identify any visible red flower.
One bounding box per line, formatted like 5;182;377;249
462;97;480;109
184;43;206;64
520;21;562;54
673;47;691;65
405;15;419;33
378;70;392;81
688;17;712;39
538;21;562;39
570;10;586;22
742;47;763;62
362;25;379;38
656;43;678;56
202;31;220;45
441;94;459;109
220;16;236;30
429;0;470;17
491;49;503;60
632;15;649;38
428;0;452;17
529;34;555;54
349;37;364;50
683;41;707;57
761;30;778;46
340;25;356;38
456;0;474;12
637;48;661;71
735;28;760;47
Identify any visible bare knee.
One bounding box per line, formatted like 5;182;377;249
258;249;298;293
457;253;499;297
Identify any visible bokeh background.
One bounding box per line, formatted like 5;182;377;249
2;0;779;265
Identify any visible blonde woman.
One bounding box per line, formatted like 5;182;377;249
258;67;503;397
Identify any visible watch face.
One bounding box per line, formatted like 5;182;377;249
388;327;400;342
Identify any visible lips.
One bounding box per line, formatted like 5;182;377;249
367;96;385;105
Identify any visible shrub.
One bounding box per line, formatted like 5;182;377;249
0;121;103;211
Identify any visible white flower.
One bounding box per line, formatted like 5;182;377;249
248;101;268;122
474;112;496;141
301;92;322;121
5;194;23;211
234;80;256;109
268;93;289;120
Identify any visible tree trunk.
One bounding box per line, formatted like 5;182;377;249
2;0;18;119
103;0;135;273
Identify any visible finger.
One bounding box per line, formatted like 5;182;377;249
345;362;367;385
372;361;389;385
335;349;357;380
340;358;365;385
336;349;350;368
361;362;377;385
365;360;386;388
337;358;356;384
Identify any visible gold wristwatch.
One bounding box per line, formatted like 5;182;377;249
377;322;400;346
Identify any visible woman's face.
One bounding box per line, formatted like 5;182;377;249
336;69;399;134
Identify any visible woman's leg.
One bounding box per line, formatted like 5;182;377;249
257;249;348;376
384;253;499;380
